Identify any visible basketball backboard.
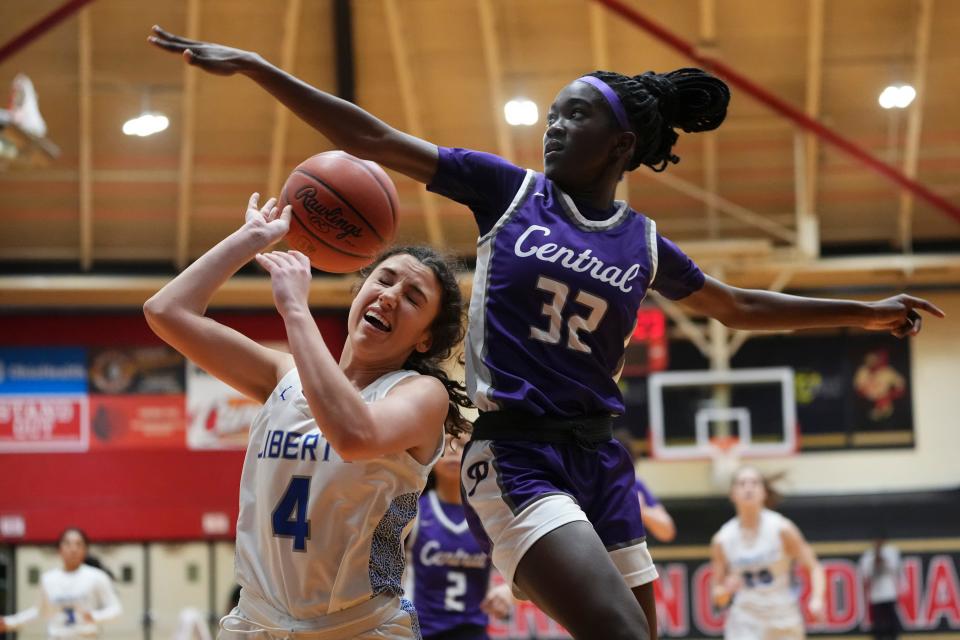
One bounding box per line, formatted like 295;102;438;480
648;367;797;461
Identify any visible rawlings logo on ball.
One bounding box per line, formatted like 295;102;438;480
294;186;364;243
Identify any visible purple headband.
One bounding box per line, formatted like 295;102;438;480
576;75;630;131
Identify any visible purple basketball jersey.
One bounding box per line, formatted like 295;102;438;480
429;147;704;416
409;491;491;637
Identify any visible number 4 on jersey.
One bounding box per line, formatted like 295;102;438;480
272;476;311;551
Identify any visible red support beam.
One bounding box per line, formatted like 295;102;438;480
0;0;97;65
593;0;960;224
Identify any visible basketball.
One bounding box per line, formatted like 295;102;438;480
279;151;398;273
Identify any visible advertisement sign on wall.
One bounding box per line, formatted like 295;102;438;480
0;395;89;452
486;548;960;638
186;363;260;450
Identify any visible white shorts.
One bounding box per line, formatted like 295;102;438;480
218;592;420;640
725;605;805;640
461;438;657;598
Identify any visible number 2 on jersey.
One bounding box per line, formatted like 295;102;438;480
444;571;467;612
530;276;608;353
272;476;311;551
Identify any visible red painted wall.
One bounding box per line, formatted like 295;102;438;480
0;311;346;543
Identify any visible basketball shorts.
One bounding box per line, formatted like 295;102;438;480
460;437;657;598
218;592;420;639
724;604;805;640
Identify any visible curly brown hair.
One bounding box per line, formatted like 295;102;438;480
358;246;473;437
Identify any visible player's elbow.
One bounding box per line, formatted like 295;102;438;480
323;417;379;462
329;435;375;462
142;294;170;333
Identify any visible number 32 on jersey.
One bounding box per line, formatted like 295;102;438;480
530;275;609;354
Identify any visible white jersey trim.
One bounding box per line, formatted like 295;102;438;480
469;170;537;411
467;240;498;411
478;169;537;246
553;184;631;231
427;490;471;535
647;218;659;286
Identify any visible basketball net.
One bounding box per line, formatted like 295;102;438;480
709;436;741;490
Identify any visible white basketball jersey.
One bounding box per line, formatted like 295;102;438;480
3;564;121;638
716;509;799;616
234;368;443;619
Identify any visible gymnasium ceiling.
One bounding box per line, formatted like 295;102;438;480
1;0;959;299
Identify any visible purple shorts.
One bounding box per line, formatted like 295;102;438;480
459;437;656;596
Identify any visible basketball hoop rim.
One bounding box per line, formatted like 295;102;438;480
708;435;741;454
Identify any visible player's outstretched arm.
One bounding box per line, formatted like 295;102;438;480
679;275;945;337
782;520;826;620
0;607;39;631
709;537;738;609
148;26;438;184
88;571;122;624
639;499;677;543
144;194;294;403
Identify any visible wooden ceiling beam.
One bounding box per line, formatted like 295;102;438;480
174;0;200;270
382;0;444;246
588;3;630;202
641;169;797;244
897;0;935;252
476;0;515;164
6;253;960;309
266;0;302;200
699;0;719;238
804;0;824;218
77;7;93;271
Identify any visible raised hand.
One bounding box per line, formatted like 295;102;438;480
147;25;257;76
480;583;514;620
255;250;313;318
807;595;826;621
863;294;945;338
244;193;291;246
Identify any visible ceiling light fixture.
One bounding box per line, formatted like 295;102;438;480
122;112;169;137
878;84;916;110
504;99;538;126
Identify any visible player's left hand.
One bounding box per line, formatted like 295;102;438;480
244;193;291;247
255;250;312;318
481;583;514;620
81;610;95;624
863;294;945;338
807;595;826;621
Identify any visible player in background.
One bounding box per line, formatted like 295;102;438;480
860;537;903;640
144;193;470;638
149;25;943;640
0;527;121;639
635;477;676;543
407;435;513;640
618;435;677;544
711;467;825;640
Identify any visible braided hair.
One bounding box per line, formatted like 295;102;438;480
358;246;473;438
587;68;730;172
